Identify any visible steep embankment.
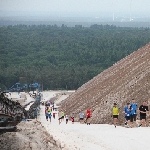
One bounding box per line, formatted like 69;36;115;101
60;43;150;124
0;120;60;150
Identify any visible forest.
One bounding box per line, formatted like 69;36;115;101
0;24;150;91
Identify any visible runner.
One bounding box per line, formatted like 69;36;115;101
61;111;65;121
124;103;131;128
79;112;84;124
71;113;75;124
85;108;92;125
112;103;119;128
58;110;63;125
124;103;128;125
47;107;52;122
138;101;149;127
52;111;56;119
52;102;55;111
45;107;49;121
65;115;69;124
130;99;138;127
46;101;50;107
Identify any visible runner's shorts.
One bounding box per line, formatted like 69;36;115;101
113;115;118;119
48;114;51;118
130;114;136;122
125;116;130;121
140;115;146;120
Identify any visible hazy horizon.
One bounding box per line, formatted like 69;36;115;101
1;0;150;16
0;0;150;23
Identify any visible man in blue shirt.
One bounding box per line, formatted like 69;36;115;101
79;112;84;124
124;102;131;127
130;99;138;127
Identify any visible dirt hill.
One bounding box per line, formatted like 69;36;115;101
60;43;150;125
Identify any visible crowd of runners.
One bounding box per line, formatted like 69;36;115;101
44;101;92;125
43;99;150;127
112;99;150;128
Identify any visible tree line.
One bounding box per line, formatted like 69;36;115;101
0;24;150;91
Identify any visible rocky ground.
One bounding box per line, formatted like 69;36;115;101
0;119;60;150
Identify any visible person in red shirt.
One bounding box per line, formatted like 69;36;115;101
71;113;75;124
85;108;92;125
53;112;56;119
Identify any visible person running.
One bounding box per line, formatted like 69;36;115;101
130;99;138;127
53;111;56;119
65;115;69;124
58;110;63;125
124;103;128;125
61;111;65;121
138;101;149;127
52;102;55;111
79;112;84;124
47;107;52;122
71;113;75;124
112;103;119;128
45;107;49;121
46;101;50;107
85;108;92;125
124;103;131;127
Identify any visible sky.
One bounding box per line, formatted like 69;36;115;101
0;0;150;17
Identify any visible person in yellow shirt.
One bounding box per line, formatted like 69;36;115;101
112;103;119;128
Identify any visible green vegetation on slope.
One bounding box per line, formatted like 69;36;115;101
0;24;150;90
